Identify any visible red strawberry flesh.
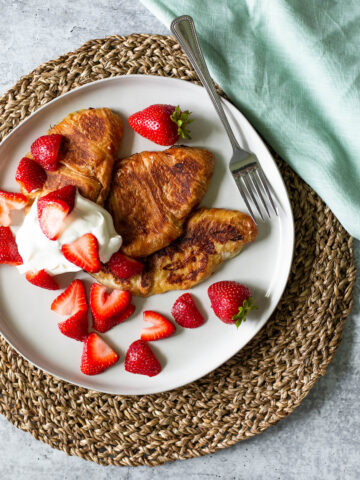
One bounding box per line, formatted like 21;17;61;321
171;293;205;328
15;157;47;193
125;339;161;377
31;134;63;171
26;269;59;290
108;252;144;279
140;311;176;341
81;332;119;375
38;199;70;240
90;283;131;322
37;186;76;240
58;310;88;342
0;190;28;227
0;226;23;265
51;279;87;316
93;303;135;333
61;233;101;273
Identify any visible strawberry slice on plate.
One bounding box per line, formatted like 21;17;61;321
0;190;28;227
0;226;22;265
51;279;87;316
90;283;131;322
125;339;161;377
140;311;175;341
25;269;59;290
15;157;47;193
93;303;136;333
31;134;63;171
108;252;144;279
58;310;89;342
61;233;101;273
81;332;119;375
37;185;76;240
171;293;205;328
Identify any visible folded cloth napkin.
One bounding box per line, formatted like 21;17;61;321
141;0;360;239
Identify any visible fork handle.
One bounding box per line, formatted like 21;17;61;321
171;15;241;151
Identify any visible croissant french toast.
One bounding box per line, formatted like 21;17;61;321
23;108;123;205
93;208;258;296
107;146;215;258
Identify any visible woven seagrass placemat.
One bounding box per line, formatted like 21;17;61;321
0;35;356;467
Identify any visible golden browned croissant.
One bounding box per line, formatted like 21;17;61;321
93;208;258;296
107;146;215;258
24;108;123;205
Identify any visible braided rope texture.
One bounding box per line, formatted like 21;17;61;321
0;35;356;467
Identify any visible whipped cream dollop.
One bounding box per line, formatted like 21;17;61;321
16;192;122;275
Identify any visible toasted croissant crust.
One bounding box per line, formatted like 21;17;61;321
107;146;215;258
23;108;123;205
93;208;258;296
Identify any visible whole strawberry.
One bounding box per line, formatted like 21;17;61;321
31;134;63;171
208;281;257;327
128;104;193;146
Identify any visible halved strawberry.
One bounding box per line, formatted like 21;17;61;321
61;233;101;273
51;279;87;316
93;303;135;333
15;157;47;193
81;332;119;375
125;339;161;377
108;252;144;279
37;186;76;240
140;311;176;341
0;226;22;265
31;134;63;171
90;283;131;322
171;293;205;328
0;190;28;227
25;269;59;290
58;310;88;342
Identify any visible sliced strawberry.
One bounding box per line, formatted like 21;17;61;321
81;332;119;375
37;186;76;240
38;199;69;240
90;283;131;322
93;303;135;333
38;185;76;212
125;339;161;377
171;293;205;328
31;134;63;171
51;279;87;316
0;226;22;265
25;269;59;290
61;233;101;273
108;252;144;279
15;157;47;193
58;310;88;342
0;190;28;227
140;311;176;341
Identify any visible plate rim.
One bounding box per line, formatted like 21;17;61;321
0;74;295;395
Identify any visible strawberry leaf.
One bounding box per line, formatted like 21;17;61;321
170;105;193;141
233;297;258;328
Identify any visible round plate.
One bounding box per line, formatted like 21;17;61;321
0;75;294;395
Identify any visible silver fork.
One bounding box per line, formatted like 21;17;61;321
170;15;277;221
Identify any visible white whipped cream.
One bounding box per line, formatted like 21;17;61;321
16;192;122;275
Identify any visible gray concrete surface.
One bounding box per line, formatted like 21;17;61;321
0;1;359;479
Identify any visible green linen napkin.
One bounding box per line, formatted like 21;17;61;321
141;0;360;239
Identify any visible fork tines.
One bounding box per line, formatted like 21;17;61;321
232;167;278;223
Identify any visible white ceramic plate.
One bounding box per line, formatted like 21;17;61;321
0;75;294;395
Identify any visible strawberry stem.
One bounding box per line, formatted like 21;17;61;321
170;105;193;141
233;297;258;328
